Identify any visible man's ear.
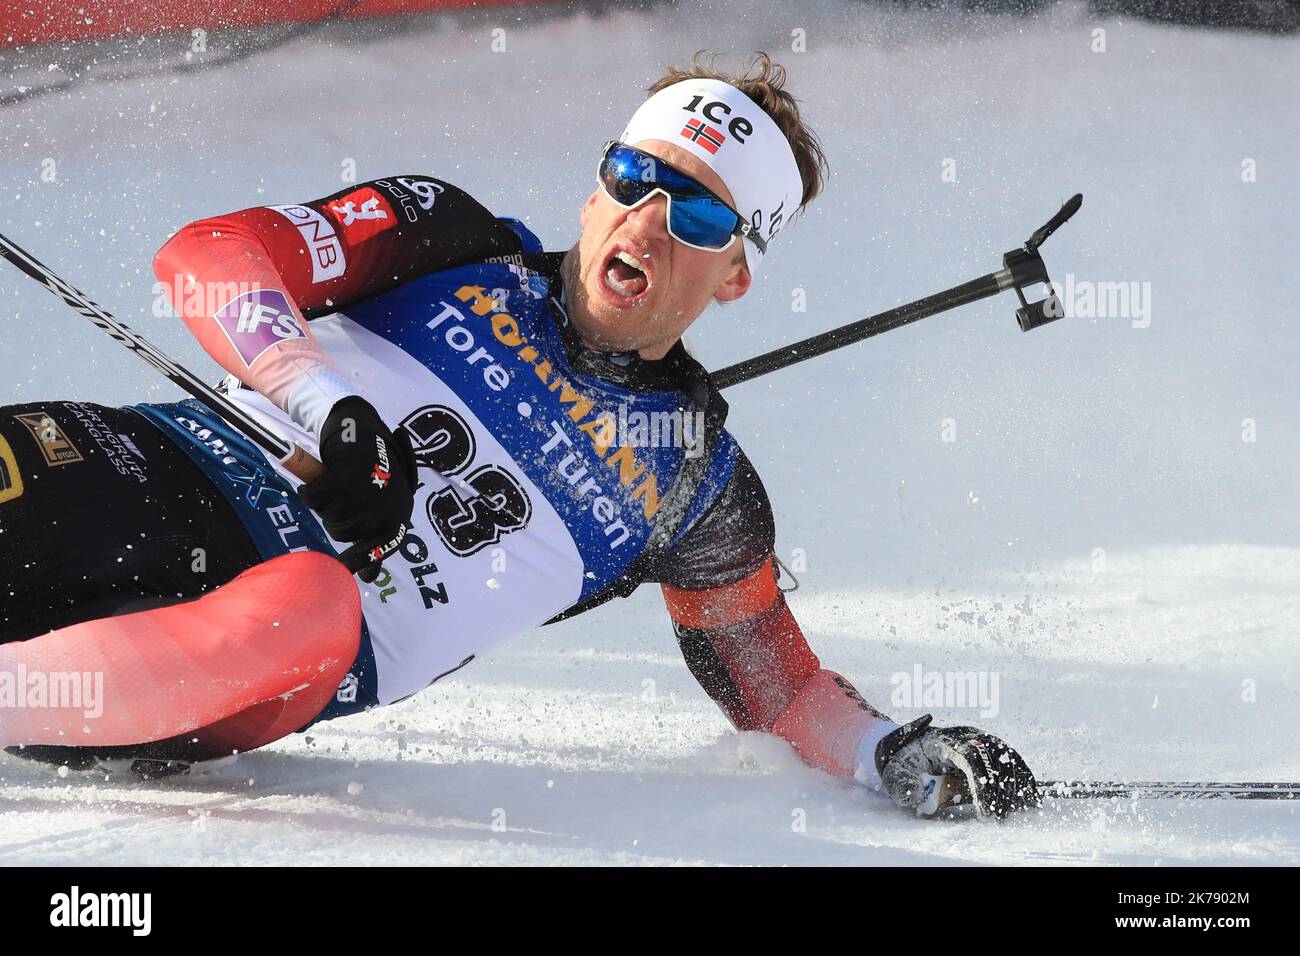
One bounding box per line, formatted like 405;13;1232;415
713;260;752;305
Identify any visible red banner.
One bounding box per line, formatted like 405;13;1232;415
0;0;549;48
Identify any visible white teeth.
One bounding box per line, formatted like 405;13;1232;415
615;251;647;274
604;269;636;298
604;249;650;299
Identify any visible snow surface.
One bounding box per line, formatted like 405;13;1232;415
1;0;1298;865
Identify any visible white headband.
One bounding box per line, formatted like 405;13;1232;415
619;78;803;279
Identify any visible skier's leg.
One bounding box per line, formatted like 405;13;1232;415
0;401;262;642
0;551;360;760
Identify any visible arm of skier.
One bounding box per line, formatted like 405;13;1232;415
152;175;522;437
151;176;520;575
664;561;900;786
660;452;1041;816
656;452;899;789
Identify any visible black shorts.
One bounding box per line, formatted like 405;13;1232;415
0;401;262;644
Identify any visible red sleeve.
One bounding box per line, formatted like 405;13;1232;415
663;558;893;779
152;176;525;435
154;175;524;321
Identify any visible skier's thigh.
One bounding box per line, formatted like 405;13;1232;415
0;401;260;642
3;551;362;771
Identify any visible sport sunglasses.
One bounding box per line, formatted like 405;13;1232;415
596;141;767;256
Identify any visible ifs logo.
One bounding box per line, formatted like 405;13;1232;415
212;288;308;368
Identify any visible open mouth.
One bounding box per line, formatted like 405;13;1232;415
601;249;652;303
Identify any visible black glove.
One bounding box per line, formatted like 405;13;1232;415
298;396;417;582
875;714;1040;820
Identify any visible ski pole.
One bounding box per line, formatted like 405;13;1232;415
0;231;324;483
1040;780;1300;800
710;193;1083;390
2;191;1084;455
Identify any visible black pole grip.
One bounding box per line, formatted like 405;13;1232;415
1026;193;1083;252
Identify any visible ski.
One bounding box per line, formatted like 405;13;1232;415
1040;780;1300;800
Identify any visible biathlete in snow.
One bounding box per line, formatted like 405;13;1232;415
0;54;1038;819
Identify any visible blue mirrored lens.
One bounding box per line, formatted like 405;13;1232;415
600;147;655;204
666;195;739;248
600;144;740;249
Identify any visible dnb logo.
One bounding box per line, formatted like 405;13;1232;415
0;435;23;503
326;186;396;244
267;203;345;283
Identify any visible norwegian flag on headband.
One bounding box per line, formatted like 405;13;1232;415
680;117;726;154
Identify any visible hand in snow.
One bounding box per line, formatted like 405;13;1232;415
875;715;1040;820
